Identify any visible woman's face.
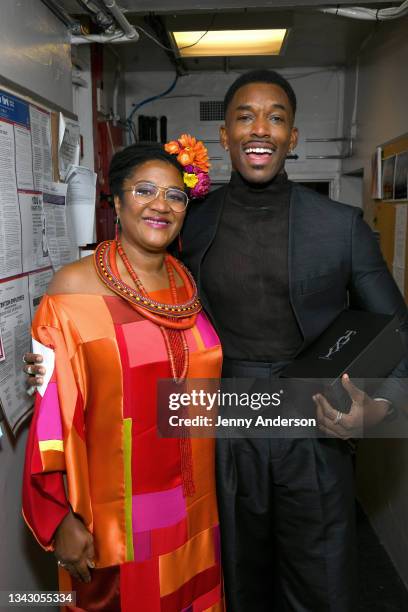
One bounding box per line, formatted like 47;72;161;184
115;160;186;254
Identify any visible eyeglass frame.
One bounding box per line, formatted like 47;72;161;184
121;180;189;212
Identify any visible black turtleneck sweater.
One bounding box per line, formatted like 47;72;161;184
201;171;302;361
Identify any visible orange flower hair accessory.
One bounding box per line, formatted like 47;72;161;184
165;133;211;199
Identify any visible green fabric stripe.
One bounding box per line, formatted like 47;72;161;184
123;418;134;561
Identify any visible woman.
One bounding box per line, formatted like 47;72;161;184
22;141;224;611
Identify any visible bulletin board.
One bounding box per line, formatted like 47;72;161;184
373;133;408;302
0;85;83;435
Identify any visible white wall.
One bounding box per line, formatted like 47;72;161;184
341;15;408;587
125;67;345;186
0;1;72;607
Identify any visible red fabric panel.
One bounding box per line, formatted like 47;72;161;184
69;565;121;611
103;295;144;324
22;396;69;549
151;517;188;557
120;558;161;612
193;584;222;611
116;343;182;494
115;326;182;494
160;565;221;612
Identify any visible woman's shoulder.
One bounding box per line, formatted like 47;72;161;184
47;255;99;295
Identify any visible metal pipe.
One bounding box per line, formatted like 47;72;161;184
77;0;115;32
100;0;138;39
71;33;138;44
321;0;408;21
41;0;82;33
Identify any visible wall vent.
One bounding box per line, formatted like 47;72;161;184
200;100;224;121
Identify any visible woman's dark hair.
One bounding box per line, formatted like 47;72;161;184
109;143;184;197
224;69;297;117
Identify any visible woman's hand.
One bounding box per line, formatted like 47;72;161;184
54;510;95;583
23;353;45;388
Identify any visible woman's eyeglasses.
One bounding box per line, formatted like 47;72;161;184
122;181;189;212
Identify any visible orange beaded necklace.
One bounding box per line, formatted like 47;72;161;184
94;239;201;383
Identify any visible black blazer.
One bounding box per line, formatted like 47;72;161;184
179;182;408;406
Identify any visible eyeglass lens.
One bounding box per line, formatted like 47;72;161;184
133;182;187;210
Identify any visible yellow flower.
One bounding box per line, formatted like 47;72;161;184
183;172;199;188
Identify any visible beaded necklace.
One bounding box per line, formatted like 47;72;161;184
94;239;201;382
95;240;201;328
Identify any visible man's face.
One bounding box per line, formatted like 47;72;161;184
220;82;298;184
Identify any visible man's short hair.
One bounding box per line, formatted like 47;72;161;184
224;69;297;117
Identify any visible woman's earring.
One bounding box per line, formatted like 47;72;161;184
115;216;121;241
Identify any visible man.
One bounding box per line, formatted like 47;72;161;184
25;70;408;611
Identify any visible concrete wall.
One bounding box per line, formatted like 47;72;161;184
0;1;72;608
341;15;408;587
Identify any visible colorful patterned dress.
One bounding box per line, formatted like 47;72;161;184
22;285;224;611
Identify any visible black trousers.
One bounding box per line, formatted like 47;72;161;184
218;360;357;611
216;437;357;611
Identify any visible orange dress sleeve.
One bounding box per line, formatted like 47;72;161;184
22;295;89;550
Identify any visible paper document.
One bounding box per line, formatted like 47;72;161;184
30;105;52;190
42;182;77;271
66;165;97;246
0;120;21;279
59;114;80;179
0;276;32;432
28;268;53;320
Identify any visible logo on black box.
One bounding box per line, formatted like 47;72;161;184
319;330;357;361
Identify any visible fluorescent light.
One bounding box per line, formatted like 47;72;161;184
172;29;287;57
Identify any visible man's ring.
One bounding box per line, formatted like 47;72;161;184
25;365;33;375
334;410;343;424
57;560;66;567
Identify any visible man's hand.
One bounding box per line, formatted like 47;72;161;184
313;373;390;439
23;353;45;388
54;510;95;583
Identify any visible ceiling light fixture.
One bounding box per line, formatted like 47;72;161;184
172;29;288;57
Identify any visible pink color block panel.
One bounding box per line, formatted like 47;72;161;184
196;313;220;349
132;485;186;532
122;320;168;367
36;382;63;441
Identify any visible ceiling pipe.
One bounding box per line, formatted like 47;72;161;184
41;0;82;33
100;0;138;39
321;0;408;21
71;0;139;44
76;0;115;33
71;33;138;43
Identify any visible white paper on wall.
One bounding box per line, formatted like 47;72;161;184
0;120;21;280
66;165;96;246
59;113;80;179
28;268;53;321
30;105;52;190
42;181;76;271
0;275;32;433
